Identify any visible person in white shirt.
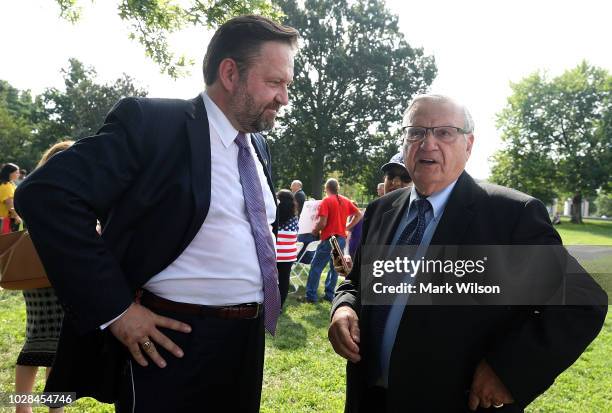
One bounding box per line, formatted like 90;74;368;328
15;15;299;413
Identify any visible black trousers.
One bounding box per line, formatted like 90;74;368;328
115;305;265;413
362;386;387;413
277;261;293;307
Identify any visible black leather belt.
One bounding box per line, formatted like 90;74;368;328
140;290;262;320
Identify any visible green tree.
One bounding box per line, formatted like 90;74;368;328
595;192;612;217
269;0;436;198
359;135;402;197
53;0;282;77
0;106;35;170
0;81;46;170
1;60;147;169
489;148;559;205
37;58;148;154
490;62;612;223
0;80;46;125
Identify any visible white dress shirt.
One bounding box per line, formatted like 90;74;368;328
142;92;277;305
102;92;277;328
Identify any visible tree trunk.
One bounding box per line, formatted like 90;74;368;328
570;192;583;224
310;136;326;199
311;156;325;199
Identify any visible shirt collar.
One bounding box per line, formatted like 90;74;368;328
201;91;242;148
409;179;458;220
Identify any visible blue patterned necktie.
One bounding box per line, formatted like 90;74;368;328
397;198;432;246
368;197;432;379
235;132;281;335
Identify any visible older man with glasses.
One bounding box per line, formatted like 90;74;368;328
328;94;607;412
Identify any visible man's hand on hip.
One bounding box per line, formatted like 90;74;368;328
328;306;361;363
109;302;192;368
468;359;514;410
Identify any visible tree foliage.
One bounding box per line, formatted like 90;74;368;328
0;81;46;170
490;62;612;222
53;0;282;77
270;0;436;198
0;59;147;170
594;191;612;217
38;58;147;151
358;135;402;197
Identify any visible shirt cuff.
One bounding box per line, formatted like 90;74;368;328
99;306;130;330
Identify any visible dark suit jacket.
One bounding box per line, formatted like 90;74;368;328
15;95;276;403
332;171;607;413
294;189;306;215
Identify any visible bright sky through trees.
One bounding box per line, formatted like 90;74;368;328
1;0;611;179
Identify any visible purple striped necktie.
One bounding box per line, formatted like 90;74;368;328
235;132;281;335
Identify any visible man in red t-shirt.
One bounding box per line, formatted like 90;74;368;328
305;178;363;302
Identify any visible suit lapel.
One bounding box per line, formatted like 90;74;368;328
378;188;412;245
362;189;411;300
430;171;477;245
181;96;212;250
394;173;479;331
250;134;276;199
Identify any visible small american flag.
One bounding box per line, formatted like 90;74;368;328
276;216;299;262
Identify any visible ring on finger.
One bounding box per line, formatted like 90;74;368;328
141;339;153;352
493;403;504;408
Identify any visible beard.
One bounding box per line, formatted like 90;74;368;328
229;82;280;132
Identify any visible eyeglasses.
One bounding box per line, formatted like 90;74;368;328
402;126;469;143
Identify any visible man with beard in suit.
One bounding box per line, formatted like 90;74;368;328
16;15;298;412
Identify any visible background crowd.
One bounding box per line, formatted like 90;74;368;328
0;139;415;412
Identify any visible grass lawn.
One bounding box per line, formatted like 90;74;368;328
556;218;612;295
0;218;610;412
555;218;612;245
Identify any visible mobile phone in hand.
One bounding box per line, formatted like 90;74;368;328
329;235;350;274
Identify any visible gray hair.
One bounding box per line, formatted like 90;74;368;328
404;94;475;133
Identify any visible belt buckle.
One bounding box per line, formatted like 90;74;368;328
247;303;261;319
